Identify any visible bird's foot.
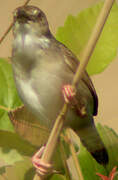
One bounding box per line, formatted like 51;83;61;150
62;84;86;117
62;85;76;104
32;146;53;177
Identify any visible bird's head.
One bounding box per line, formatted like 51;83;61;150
13;5;50;36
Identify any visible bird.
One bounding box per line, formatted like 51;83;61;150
11;5;108;176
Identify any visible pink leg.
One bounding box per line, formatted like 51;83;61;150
32;146;53;176
62;85;76;104
62;84;86;117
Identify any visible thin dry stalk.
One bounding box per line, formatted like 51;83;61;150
66;128;84;180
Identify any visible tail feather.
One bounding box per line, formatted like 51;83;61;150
77;118;109;165
91;148;108;165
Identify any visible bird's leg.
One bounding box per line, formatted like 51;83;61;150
62;85;76;104
32;146;53;176
62;84;86;117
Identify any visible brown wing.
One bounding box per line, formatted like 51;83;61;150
8;105;50;146
59;43;98;116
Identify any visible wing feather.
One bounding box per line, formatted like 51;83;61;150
59;43;98;116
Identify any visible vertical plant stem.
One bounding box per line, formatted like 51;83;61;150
65;128;84;180
24;0;31;6
72;0;115;87
60;137;72;180
0;23;13;44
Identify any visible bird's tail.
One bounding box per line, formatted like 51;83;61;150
76;118;108;165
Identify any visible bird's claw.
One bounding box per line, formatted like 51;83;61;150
62;84;87;117
32;146;53;176
62;85;76;104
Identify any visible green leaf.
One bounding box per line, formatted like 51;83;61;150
0;148;23;167
0;110;13;131
66;124;118;180
1;158;67;180
77;143;106;180
0;129;66;180
97;124;118;172
66;129;106;180
0;130;37;178
0;58;22;131
0;59;22;108
49;174;67;180
56;2;118;75
0;130;36;158
1;157;34;180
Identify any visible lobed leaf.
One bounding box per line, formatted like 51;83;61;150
56;2;118;75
